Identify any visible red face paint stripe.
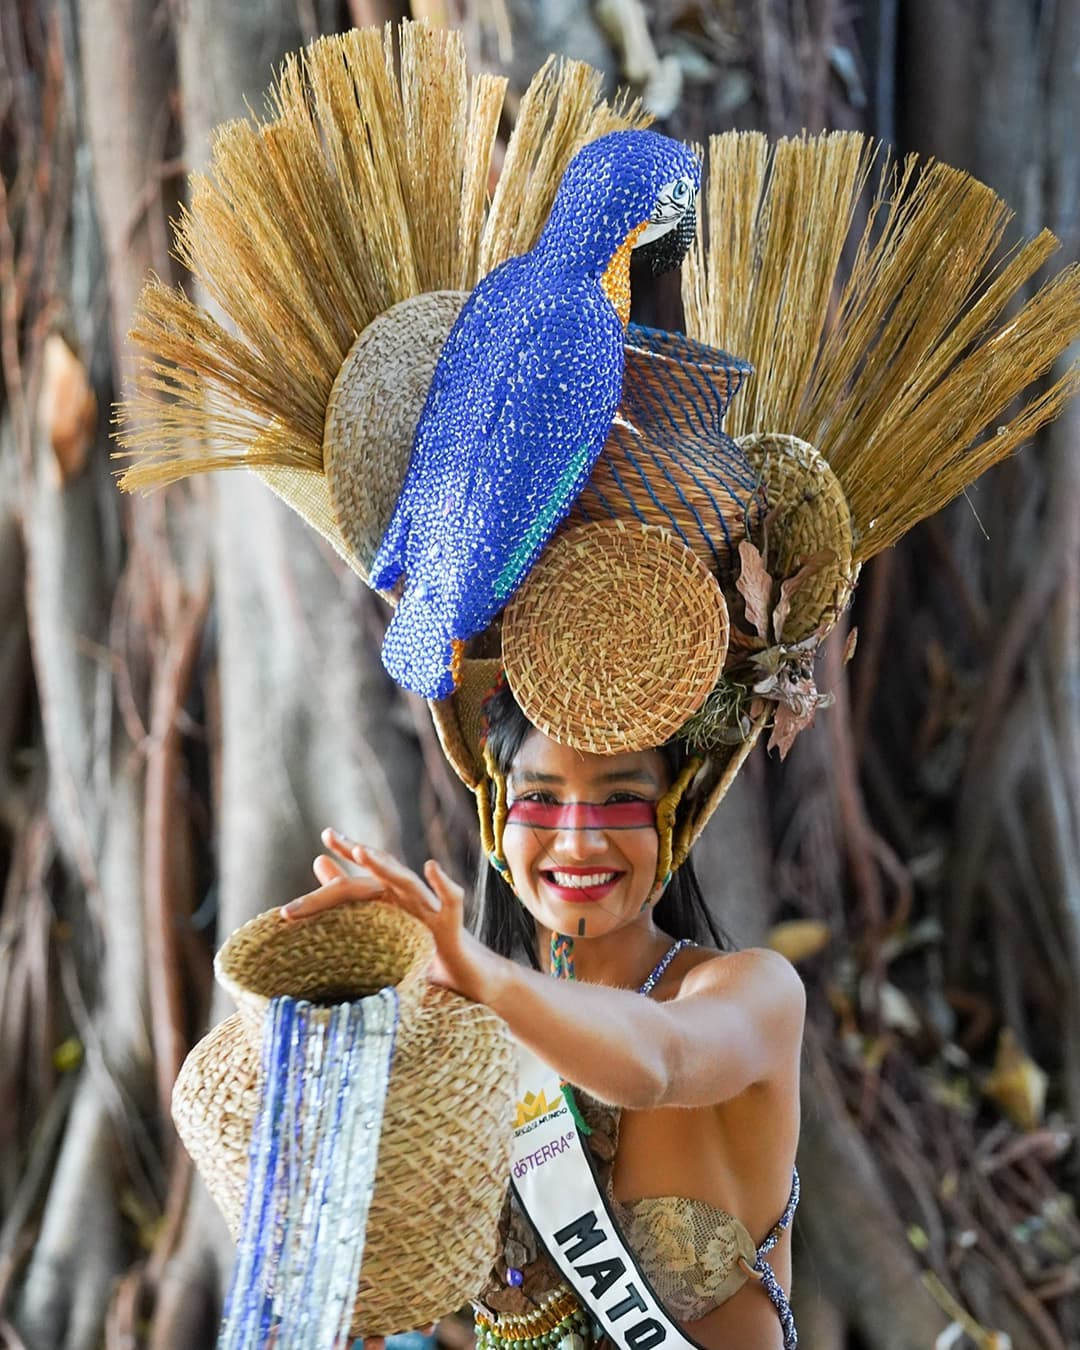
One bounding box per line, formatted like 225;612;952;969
504;800;657;829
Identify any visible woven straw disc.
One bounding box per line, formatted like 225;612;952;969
324;291;469;577
502;521;729;754
735;432;854;643
173;903;514;1335
429;657;503;789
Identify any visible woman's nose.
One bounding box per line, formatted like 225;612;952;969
551;804;606;857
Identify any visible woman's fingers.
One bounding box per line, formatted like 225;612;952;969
424;859;465;908
354;845;441;915
280;872;383;920
313;853;348;885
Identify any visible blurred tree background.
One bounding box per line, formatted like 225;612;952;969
1;1;1078;1347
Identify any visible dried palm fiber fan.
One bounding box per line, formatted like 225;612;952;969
174;902;515;1339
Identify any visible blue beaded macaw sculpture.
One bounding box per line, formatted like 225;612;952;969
369;129;701;700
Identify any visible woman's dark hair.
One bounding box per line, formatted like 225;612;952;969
469;680;730;965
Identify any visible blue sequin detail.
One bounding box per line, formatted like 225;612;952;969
370;130;701;699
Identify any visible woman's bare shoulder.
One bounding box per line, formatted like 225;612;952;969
676;945;806;1020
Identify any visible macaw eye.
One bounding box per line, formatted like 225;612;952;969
672;178;691;203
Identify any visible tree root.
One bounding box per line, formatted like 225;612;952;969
796;1027;951;1348
12;1072;124;1350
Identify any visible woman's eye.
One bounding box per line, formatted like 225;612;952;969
606;791;646;804
516;790;558;804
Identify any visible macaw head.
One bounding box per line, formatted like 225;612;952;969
537;129;701;277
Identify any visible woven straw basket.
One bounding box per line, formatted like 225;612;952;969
172;903;515;1335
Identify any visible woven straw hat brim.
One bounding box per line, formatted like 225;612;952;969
174;903;515;1334
325;292;469;580
502;520;730;754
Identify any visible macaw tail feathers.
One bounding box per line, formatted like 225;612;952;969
381;591;460;701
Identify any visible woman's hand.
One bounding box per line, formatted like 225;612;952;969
281;830;504;1007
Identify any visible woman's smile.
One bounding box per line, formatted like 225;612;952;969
540;866;626;902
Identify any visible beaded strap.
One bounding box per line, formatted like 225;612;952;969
746;1168;800;1349
637;938;693;996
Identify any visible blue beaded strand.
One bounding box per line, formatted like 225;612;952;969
218;989;399;1349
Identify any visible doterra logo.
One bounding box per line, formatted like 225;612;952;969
513;1130;578;1178
554;1211;667;1350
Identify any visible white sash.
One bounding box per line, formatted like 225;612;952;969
511;1043;706;1350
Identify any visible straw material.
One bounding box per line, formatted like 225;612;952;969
502;521;729;753
325;291;468;579
735;432;854;643
114;23;648;503
173;902;515;1334
676;710;769;863
429;658;504;790
684;131;1080;562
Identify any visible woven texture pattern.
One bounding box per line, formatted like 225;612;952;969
570;326;761;585
173;904;515;1335
736;432;854;641
326;291;468;580
502;521;729;753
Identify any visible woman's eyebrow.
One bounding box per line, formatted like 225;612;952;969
596;768;659;785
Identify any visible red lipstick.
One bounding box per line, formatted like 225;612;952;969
540;867;624;903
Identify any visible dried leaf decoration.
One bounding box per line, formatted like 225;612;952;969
685;538;839;756
772;549;835;642
751;631;834;759
736;538;773;641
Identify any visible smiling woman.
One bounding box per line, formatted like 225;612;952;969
283;678;805;1350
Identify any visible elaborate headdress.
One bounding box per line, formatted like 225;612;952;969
116;19;1080;1339
117;25;1080;877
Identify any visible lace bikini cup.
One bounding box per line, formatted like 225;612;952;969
609;1192;759;1322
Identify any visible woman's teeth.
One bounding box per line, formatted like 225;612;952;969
548;871;617;888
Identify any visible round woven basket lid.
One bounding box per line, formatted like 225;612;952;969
172;903;514;1335
735;431;854;642
502;520;730;754
324;290;469;579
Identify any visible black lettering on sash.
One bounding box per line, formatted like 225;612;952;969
607;1283;648;1321
625;1320;666;1350
553;1211;606;1262
576;1256;626;1298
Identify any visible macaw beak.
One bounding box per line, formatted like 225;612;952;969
634;203;697;276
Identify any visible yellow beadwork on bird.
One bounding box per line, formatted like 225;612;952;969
601;222;647;326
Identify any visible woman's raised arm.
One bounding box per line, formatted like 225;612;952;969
282;832;804;1110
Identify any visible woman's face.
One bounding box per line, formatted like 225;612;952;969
501;728;667;940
